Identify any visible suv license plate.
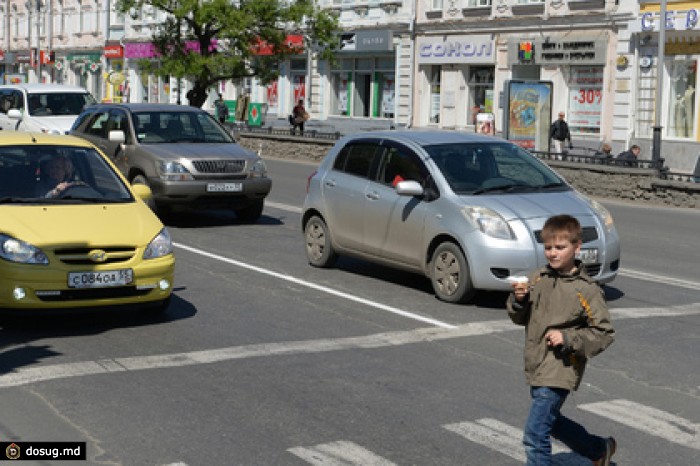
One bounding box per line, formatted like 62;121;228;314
207;183;243;192
68;270;134;289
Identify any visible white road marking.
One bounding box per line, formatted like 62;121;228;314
288;440;396;466
174;242;457;329
265;201;302;214
579;399;700;450
2;301;700;388
443;418;590;465
619;268;700;290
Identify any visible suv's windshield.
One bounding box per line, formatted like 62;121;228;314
131;111;235;144
0;145;133;203
27;92;97;116
425;142;569;195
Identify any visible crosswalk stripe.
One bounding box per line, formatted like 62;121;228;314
288;440;397;465
579;399;700;450
442;418;592;464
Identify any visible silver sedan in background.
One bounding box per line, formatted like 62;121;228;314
302;131;620;303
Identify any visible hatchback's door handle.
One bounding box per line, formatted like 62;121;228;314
324;180;336;188
366;191;380;200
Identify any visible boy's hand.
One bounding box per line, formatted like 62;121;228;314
545;330;564;347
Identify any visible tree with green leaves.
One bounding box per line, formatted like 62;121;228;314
117;0;339;107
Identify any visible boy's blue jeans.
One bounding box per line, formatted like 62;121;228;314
524;386;606;466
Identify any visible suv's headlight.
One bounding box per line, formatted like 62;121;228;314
0;234;49;264
157;161;194;181
144;228;173;259
461;206;515;240
250;159;268;178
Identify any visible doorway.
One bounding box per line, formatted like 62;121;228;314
354;73;371;117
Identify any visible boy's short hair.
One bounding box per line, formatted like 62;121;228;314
541;214;582;243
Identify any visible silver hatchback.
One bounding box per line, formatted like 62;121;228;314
302;131;620;303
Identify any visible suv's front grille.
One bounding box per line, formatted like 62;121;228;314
192;160;245;174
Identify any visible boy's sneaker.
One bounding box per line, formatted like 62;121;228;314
592;437;616;466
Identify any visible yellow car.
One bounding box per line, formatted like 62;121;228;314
0;132;174;313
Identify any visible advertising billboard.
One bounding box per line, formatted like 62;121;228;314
502;80;553;151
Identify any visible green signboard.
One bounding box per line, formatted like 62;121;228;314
247;102;264;127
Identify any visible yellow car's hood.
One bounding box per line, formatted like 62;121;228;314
1;203;164;248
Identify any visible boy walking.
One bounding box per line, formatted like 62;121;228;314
507;214;617;466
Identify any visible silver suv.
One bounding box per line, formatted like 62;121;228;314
70;103;271;221
0;84;96;134
302;131;620;303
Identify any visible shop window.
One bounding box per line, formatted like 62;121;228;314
567;66;603;134
377;72;395;118
331;72;351;116
468;66;494;125
667;59;697;139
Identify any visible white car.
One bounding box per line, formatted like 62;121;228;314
0;84;96;134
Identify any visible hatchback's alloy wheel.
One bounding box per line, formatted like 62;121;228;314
304;215;337;267
430;242;475;304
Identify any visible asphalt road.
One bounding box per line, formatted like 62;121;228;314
1;158;698;465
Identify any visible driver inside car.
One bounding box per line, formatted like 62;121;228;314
36;155;80;198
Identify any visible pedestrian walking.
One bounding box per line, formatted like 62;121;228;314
507;214;617;466
290;99;308;135
214;93;229;124
549;112;573;157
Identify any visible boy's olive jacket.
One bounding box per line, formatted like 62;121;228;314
506;263;615;391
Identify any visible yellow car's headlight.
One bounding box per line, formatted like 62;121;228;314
0;234;49;264
144;228;173;259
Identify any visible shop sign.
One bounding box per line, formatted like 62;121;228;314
416;35;494;64
508;39;606;65
67;53;101;64
632;9;700;32
15;51;31;64
339;30;394;52
537;40;606;65
104;45;124;59
252;35;304;55
40;51;55;65
0;51;14;64
124;40;217;58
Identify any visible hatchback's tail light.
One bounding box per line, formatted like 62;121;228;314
306;170;317;193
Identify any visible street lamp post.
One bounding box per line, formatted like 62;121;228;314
651;0;667;169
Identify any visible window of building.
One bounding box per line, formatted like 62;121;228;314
465;0;492;7
666;59;697;139
431;0;444;10
429;65;442;124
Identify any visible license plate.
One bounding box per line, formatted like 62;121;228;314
576;248;599;264
206;183;243;192
68;269;134;289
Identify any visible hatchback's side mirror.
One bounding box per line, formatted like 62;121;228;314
395;180;424;196
7;109;22;120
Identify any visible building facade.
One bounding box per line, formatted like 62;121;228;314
1;1;698;173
